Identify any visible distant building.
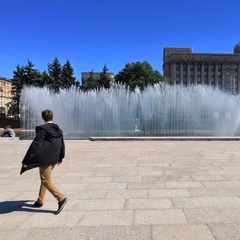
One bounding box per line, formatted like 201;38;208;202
81;72;115;87
0;77;13;115
163;43;240;94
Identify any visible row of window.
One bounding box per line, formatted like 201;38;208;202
172;63;239;94
175;64;238;84
175;63;238;70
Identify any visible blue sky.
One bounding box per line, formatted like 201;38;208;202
1;0;240;82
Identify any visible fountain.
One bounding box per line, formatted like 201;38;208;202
20;83;240;139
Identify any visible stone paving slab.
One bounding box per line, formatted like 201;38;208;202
208;223;240;240
26;226;152;240
134;209;188;225
174;196;240;208
78;210;134;226
1;140;240;239
185;207;240;224
152;224;215;240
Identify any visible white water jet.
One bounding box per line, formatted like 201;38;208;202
20;83;240;139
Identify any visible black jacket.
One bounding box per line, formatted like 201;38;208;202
20;123;65;174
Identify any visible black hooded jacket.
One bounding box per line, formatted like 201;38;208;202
21;123;65;174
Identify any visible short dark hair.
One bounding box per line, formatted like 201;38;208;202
42;109;53;122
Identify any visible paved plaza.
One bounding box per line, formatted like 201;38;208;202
1;139;240;239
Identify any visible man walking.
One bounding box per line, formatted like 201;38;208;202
21;109;67;215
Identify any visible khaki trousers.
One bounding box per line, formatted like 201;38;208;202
37;165;65;204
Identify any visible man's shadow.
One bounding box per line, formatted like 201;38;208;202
0;200;55;214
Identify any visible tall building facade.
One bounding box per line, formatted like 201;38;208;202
163;43;240;94
0;77;13;115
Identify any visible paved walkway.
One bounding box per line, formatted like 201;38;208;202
1;140;240;240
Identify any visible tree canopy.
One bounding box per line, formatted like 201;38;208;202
9;58;166;115
11;61;42;114
81;70;98;91
62;60;78;88
99;64;111;89
10;58;79;114
81;64;111;91
115;61;165;91
47;57;62;92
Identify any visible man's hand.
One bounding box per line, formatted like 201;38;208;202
20;164;27;175
57;162;62;166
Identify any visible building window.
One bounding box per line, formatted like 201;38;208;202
183;64;187;73
190;64;194;83
183;77;187;85
217;65;222;88
175;64;180;84
218;64;222;79
211;65;215;75
204;64;208;84
218;77;222;85
197;64;201;75
210;65;215;85
197;64;201;84
211;77;215;84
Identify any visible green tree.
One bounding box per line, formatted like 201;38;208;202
115;61;165;91
81;70;98;91
10;58;81;114
74;80;80;89
62;60;77;88
24;61;42;87
11;61;42;114
11;65;26;114
99;64;111;89
41;70;51;87
47;57;62;92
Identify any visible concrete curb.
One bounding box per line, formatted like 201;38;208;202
89;136;240;141
0;137;19;141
